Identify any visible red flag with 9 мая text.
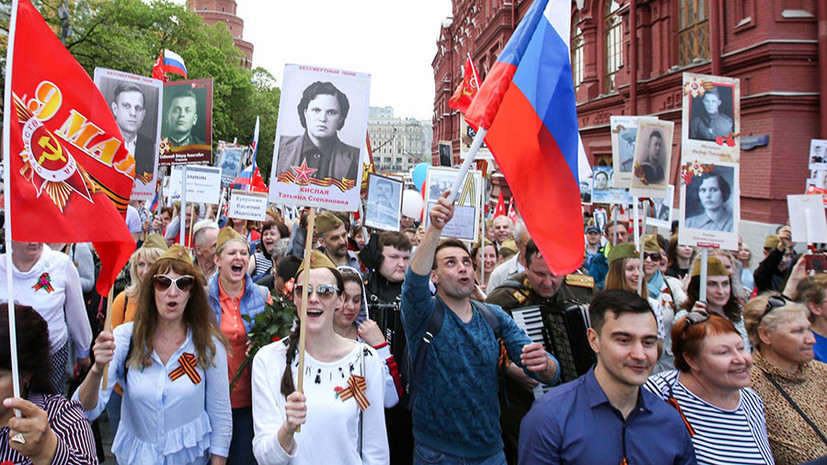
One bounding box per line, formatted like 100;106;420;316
8;0;136;295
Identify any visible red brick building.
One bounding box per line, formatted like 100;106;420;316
188;0;254;68
432;0;827;228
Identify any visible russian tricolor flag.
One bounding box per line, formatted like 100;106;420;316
465;0;583;275
153;49;188;81
232;164;268;193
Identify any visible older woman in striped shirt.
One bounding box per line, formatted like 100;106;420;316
645;312;774;465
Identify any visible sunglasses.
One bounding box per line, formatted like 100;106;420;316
680;311;710;337
293;284;339;299
644;252;662;262
153;275;195;293
758;295;790;323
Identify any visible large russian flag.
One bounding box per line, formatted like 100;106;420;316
465;0;583;275
162;49;188;79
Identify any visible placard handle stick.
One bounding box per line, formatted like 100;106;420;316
480;207;486;288
101;287;115;390
805;208;815;250
358;200;368;244
638;201;648;296
612;205;618;246
295;207;316;432
447;128;487;204
699;248;709;304
179;165;187;246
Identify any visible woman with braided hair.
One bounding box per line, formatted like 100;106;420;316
251;250;388;465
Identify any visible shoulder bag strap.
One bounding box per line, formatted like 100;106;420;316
762;370;827;447
358;342;365;458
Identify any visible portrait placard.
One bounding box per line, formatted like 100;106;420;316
269;64;370;212
160;78;213;166
94;68;163;201
678;161;740;250
580;174;593;205
424;166;482;242
216;143;248;188
681;73;740;162
630;119;674;199
809;139;827;171
364;173;403;231
610;116;656;188
592;166;633;206
167;165;222;205
229;190;268;222
646;184;674;230
787;195;827;243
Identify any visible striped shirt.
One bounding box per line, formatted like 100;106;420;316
646;370;774;465
0;393;98;464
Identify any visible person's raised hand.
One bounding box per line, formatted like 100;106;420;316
283;391;307;433
691;301;707;313
429;190;455;230
520;342;549;373
4;397;58;464
91;331;115;373
358;320;386;347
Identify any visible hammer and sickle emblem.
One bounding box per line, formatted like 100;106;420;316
37;135;66;165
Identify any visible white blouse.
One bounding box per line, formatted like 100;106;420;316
252;340;389;465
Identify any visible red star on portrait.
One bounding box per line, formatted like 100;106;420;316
290;159;318;184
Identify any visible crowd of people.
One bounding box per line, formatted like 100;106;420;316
0;189;825;465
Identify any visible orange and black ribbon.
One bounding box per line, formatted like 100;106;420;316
335;374;370;411
276;171;356;192
32;273;54;293
169;353;201;385
666;397;696;436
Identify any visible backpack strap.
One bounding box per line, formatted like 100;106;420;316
407;299;445;409
471;300;501;340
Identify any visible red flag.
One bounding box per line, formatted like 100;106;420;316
493;191;506;218
507;200;518;224
448;54;479;113
251;167;268;193
152;53;167;82
8;0;136;295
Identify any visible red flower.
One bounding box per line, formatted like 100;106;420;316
726;137;735;147
271;335;280;343
715;136;724;146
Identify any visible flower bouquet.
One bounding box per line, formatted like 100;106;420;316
229;291;297;391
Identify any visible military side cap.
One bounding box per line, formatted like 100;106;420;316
217;226;245;251
141;233;168;251
691;255;729;278
607;242;639;265
644;235;660;253
297;249;339;278
316;212;344;235
764;235;781;250
158;244;193;265
500;239;519;253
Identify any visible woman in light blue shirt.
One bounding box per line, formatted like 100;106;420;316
75;245;232;464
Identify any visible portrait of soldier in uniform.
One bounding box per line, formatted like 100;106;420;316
110;83;156;182
163;89;205;148
689;87;734;141
275;81;360;183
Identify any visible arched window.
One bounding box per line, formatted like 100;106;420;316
605;0;623;93
678;0;709;65
572;11;584;90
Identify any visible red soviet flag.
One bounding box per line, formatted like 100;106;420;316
7;0;136;295
448;54;480;113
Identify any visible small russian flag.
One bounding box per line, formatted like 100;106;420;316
152;49;188;81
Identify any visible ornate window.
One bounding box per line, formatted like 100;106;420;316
605;0;623;93
572;11;584;90
678;0;710;65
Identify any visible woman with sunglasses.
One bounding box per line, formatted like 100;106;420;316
645;312;773;464
251;251;389;465
333;267;401;408
207;227;271;465
642;236;687;373
677;256;750;349
744;294;827;465
74;245;232;464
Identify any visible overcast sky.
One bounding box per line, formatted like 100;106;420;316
233;0;453;121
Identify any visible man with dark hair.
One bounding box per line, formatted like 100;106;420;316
638;130;665;184
588;221;630;289
520;289;697;464
275;81;360;182
689;87;733;141
486;240;595;465
315;211;360;270
402;191;559;463
164;89;203;147
359;229;414;463
111;83;155;180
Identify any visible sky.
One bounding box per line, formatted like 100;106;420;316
233;0;453;121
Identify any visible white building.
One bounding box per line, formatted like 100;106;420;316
368;107;432;174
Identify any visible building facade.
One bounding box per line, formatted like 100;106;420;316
369;107;432;173
188;0;254;68
432;0;827;231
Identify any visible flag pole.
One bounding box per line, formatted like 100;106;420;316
699;247;708;304
295;207;316;432
638;201;648;296
3;0;23;410
447;128;487;204
179;165;187;246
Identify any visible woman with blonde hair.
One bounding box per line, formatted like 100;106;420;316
74;245;232;464
744;294;827;465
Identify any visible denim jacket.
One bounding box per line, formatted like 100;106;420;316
207;272;267;334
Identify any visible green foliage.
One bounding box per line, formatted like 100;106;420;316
0;0;279;171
